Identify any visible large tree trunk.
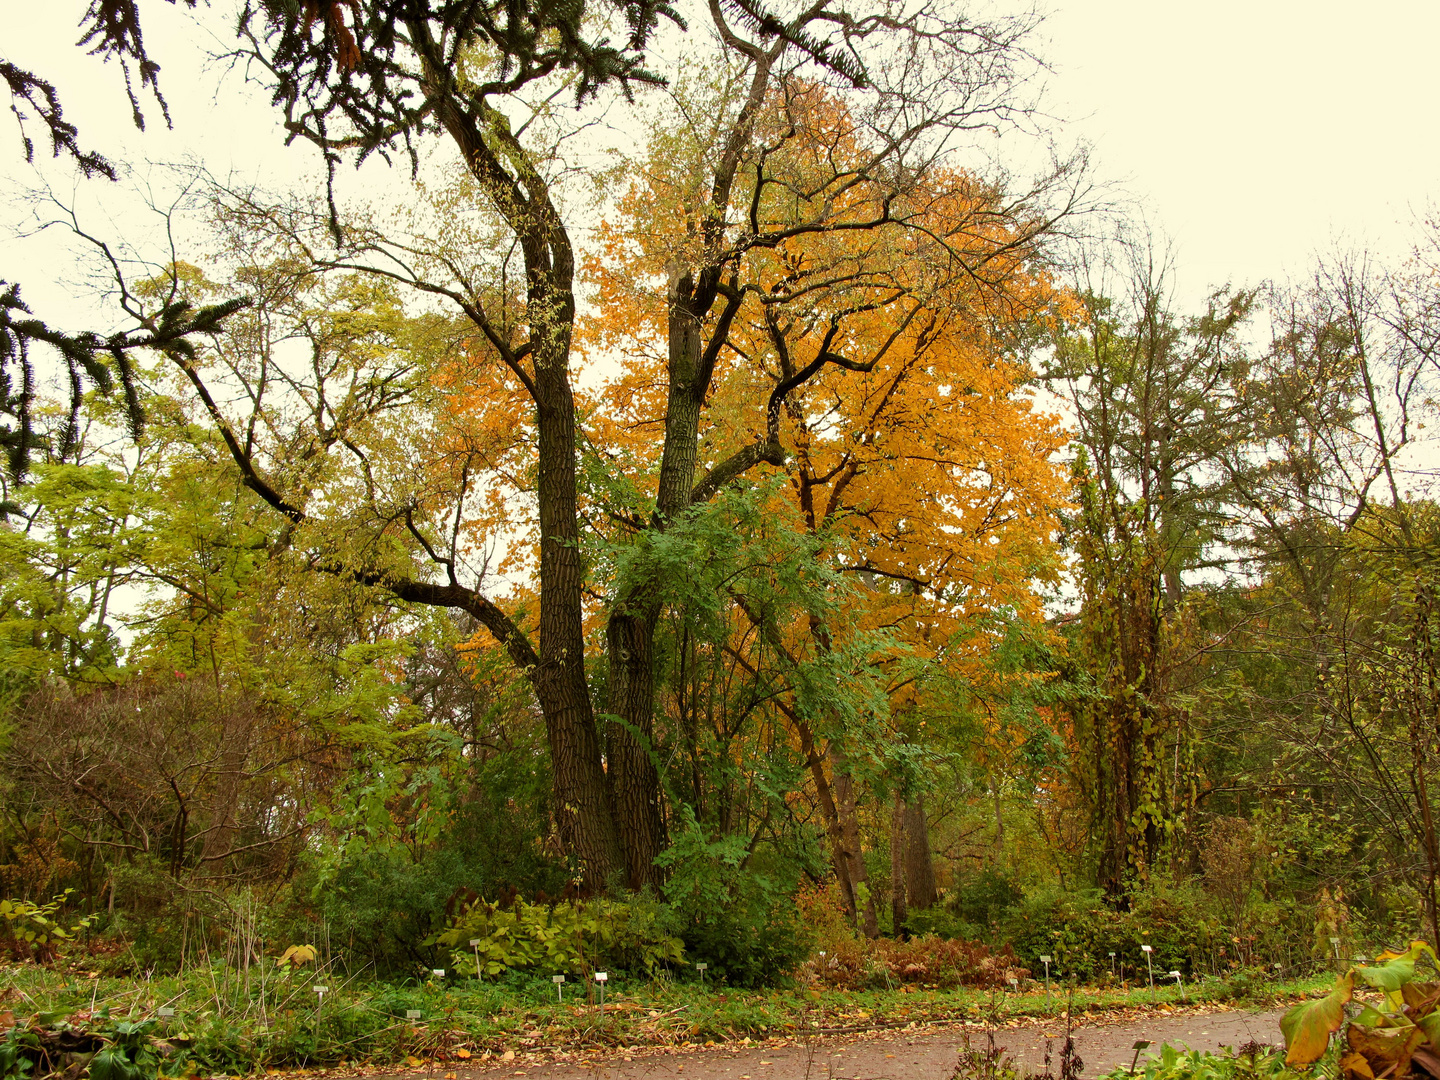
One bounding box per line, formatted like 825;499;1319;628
597;28;781;886
600;285;712;889
831;745;880;938
903;793;938;910
606;608;666;890
890;792;908;936
406;73;627;885
530;267;625;885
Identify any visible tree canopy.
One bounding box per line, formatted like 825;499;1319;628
5;0;1440;1008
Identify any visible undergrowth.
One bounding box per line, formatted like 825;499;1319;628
0;961;1325;1078
1096;1041;1339;1080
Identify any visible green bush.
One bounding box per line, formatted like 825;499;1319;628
657;822;809;987
949;867;1024;930
303;767;569;975
308;846;479;974
1126;875;1222;975
1102;1043;1318;1080
902;906;984;941
1002;876;1220;980
433;894;684;978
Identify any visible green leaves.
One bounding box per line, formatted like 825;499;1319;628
435;895;684;978
1280;941;1440;1076
88;1021;162;1080
1357;942;1437;1008
1280;970;1353;1065
0;891;95;953
0;1024;41;1080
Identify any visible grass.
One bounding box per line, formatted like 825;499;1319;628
0;962;1327;1075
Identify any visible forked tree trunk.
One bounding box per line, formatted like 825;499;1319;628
606;608;666;890
599;287;713;889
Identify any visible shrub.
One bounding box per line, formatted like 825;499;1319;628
903;906;985;942
433;894;684;978
805;934;1025;990
950;868;1025;931
657;822;810;987
302;771;569;976
795;880;857;957
1002;877;1220;980
0;890;95;961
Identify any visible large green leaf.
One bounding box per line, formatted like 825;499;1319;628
1359;942;1437;1010
1419;1010;1440;1051
1353;1004;1396;1028
1359;953;1419;993
1282;971;1355;1065
89;1046;142;1080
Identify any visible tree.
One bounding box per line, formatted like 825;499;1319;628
1217;247;1440;943
1;0;250;496
125;0;1077;891
584;105;1071;923
1048;245;1259;896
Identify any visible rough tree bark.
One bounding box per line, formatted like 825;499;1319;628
903;793;938;910
890;791;908;935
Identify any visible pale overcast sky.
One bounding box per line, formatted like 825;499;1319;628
5;0;1439;319
1041;0;1440;301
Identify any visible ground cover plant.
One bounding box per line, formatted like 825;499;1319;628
0;954;1327;1079
1098;1043;1332;1080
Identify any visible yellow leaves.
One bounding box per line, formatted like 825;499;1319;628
1340;1050;1374;1079
276;943;317;967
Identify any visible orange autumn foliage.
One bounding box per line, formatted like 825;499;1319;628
580;85;1072;684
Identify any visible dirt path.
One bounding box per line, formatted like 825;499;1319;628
383;1007;1287;1080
